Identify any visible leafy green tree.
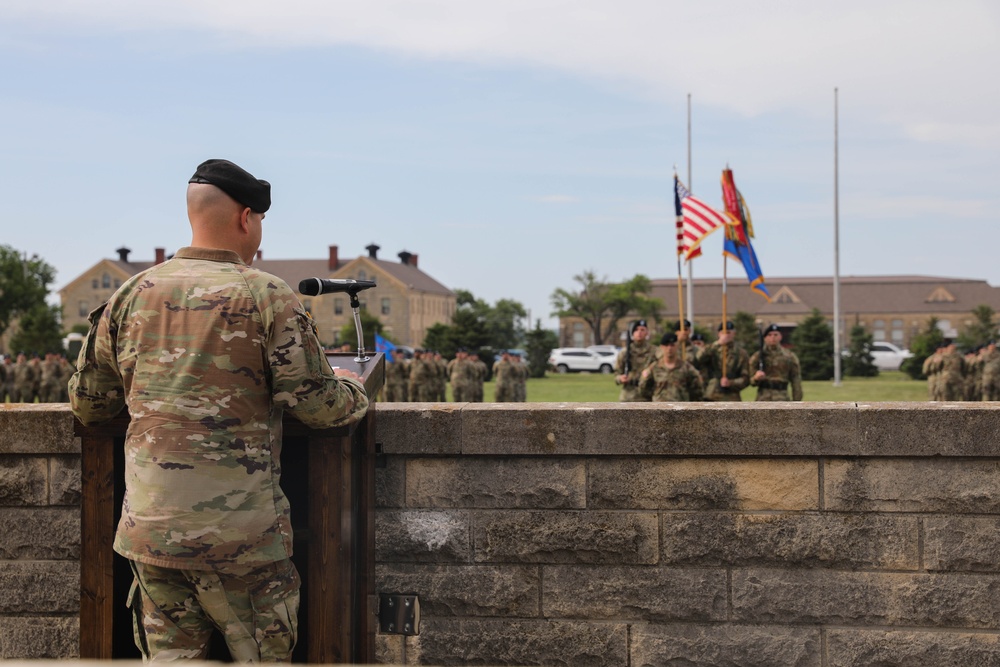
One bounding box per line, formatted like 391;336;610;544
550;270;663;345
901;316;944;379
423;290;530;357
337;308;386;352
422;322;455;355
958;305;998;350
843;324;879;377
0;245;55;344
790;308;834;380
9;303;64;355
732;311;761;355
524;320;559;378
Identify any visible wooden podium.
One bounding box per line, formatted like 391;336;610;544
76;352;384;663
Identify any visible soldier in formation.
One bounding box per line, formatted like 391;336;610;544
384;348;410;402
748;324;803;401
408;349;437;402
493;350;518;402
614;319;657;402
638;332;703;402
468;353;487;402
696;321;750;402
447;349;477;402
923;339;965;401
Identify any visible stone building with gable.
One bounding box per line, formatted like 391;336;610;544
59;243;454;348
559;275;1000;349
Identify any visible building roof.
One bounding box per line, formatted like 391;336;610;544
650;275;1000;319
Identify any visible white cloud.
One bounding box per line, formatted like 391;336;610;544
6;0;998;146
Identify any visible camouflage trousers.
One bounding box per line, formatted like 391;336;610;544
754;388;791;401
127;558;300;662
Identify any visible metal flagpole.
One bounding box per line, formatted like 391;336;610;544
675;172;687;360
686;93;695;328
833;87;842;386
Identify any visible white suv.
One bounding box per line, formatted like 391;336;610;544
549;347;615;374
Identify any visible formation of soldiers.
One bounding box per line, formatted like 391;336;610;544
923;338;1000;401
383;347;526;402
616;319;803;403
0;352;75;403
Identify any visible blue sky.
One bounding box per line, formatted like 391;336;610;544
2;1;998;330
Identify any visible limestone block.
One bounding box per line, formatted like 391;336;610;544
542;565;726;622
0;616;79;659
0;456;47;506
0;561;79;613
661;512;920;570
0;405;79;454
589;458;818;511
49;455;81;506
473;510;658;564
405;458;585;509
376;455;406;508
0;508;80;560
375;403;462;455
374;633;404;665
376;563;539;617
404;618;627;666
827;629;1000;666
857;402;1000;456
376;510;471;563
925;516;1000;572
631;623;820;667
826;459;1000;513
732;568;1000;628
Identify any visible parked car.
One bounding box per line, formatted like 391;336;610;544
548;347;614;374
587;345;622;360
869;342;913;371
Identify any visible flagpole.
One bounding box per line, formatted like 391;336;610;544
722;254;729;374
833;87;842;386
674;172;687;359
686;93;695;328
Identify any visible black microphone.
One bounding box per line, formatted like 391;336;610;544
298;278;377;296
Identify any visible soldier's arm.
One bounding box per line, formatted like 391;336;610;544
748;352;762;386
69;303;127;425
790;353;804;401
265;283;369;429
688;365;704;402
729;350;751;391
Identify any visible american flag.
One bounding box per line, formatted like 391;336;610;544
674;176;731;260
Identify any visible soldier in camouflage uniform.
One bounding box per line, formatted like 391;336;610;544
12;353;35;402
69;159;369;662
965;347;984;402
748;324;803;401
469;353;487;402
981;341;1000;401
39;353;65;403
493;350;517;402
614;319;657;402
674;319;700;366
638;332;703;402
434;352;449;401
385;348;410;402
936;339;966;401
511;351;529;402
923;345;943;400
408;349;436;402
697;320;750;402
0;355;9;402
447;349;476;402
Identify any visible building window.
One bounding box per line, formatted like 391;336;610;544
334;299;343;315
102;273;111;288
891;319;904;344
79;300;89;317
358;270;367;281
381;298;391;315
873;319;886;341
92;278;99;289
572;322;585;347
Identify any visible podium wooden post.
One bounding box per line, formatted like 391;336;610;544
77;352;384;663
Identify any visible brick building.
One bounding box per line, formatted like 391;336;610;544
59;244;455;348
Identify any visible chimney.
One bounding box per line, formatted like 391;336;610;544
366;243;380;259
328;245;339;271
155;248;165;265
398;250;412;266
116;246;131;262
256;250;263;260
409;253;418;268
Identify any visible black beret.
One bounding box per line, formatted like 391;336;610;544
691;332;705;342
718;320;735;331
189;159;271;213
630;319;648;331
659;332;678;346
765;323;781;334
674;319;691;330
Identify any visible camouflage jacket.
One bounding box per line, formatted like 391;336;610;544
69;247;369;570
638;359;704;402
748;345;803;401
614;340;658;386
697;341;750;400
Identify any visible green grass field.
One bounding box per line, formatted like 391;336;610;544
469;370;929;403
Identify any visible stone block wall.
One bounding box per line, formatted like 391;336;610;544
0;405;80;659
375;403;1000;667
5;402;1000;665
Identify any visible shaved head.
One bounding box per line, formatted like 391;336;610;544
187;183;241;224
186;183;263;264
